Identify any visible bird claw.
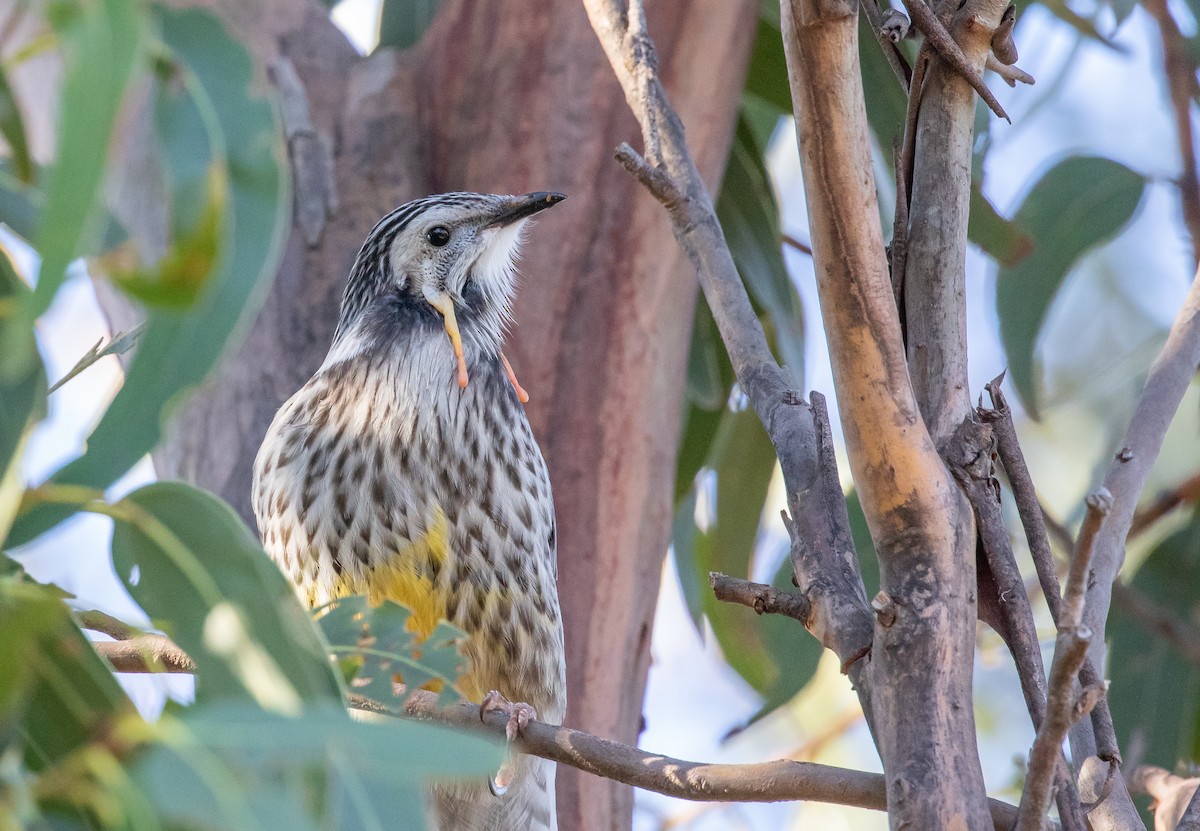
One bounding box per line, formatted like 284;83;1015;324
480;689;536;742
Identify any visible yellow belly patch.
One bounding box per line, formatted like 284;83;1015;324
360;507;451;640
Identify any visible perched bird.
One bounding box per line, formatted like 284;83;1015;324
252;192;567;830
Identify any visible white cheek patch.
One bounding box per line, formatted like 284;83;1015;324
476;221;525;298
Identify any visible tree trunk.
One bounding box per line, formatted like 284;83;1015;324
108;1;756;827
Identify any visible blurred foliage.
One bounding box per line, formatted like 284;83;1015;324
0;2;499;829
1108;509;1200;769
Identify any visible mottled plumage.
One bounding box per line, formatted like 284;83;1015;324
252;192;566;830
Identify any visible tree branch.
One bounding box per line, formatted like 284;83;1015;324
982;380;1122;764
86;638;1030;829
1143;0;1200;266
354;691;1029;830
780;0;997;823
582;0;876;691
93;635;196;674
1077;262;1200;774
948;414;1087;831
710;572;812;625
1130;470;1200;536
1130;766;1200;831
1015;488;1110;831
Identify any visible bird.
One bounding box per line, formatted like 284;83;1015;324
252;191;568;830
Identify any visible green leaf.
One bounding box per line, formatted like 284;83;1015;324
4;0;143;377
716;114;805;388
109;482;343;709
0;247;45;543
995;156;1145;416
109;165;225;308
314;597;467;704
0;579;70;750
680;407;785;694
376;0;441;50
4;577;136;771
131;703;503;831
743;5;790;113
968;182;1033;267
8;6;289;546
0;167;39;241
746;555;823;722
1108;510;1200;767
0;58;34;186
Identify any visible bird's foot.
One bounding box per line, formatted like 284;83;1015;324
480;690;535;797
480;689;536;742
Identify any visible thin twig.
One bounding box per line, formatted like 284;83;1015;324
710;572;811;624
93;636;196;674
1130;470;1200;537
1078;261;1200;781
82;631;1027;824
983;380;1122;764
583;0;876;686
74;608;144;641
949;414;1087;831
1067;489;1112;627
899;0;1009;120
1143;0;1200;266
783;233;813;256
1015;489;1109;831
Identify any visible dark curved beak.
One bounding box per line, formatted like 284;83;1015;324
483;192;566;229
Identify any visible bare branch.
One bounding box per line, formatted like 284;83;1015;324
582;0;876;699
1067;489;1112;626
898;0;1008;120
353;691;1030;830
1079;265;1200;763
1129;766;1200;831
79;627;1031;825
75;608;144;641
94;636;196;674
986;54;1034;86
1143;0;1200;265
949;414;1086;831
1015;491;1107;831
1130;470;1200;536
983;381;1122;764
710;572;811;625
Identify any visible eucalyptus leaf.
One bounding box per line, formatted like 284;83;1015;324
132;702;503;831
5;0;143;377
376;0;441;50
8;6;289;546
995;156;1144;416
109;482;343;709
716;114;805;389
0;248;45;544
0;59;34;185
315;596;467;705
1108;510;1200;768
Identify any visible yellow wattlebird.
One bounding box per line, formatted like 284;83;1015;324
253;192;567;830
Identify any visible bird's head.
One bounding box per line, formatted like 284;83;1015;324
331;191;566;386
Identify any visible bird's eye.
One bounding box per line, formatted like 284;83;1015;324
426;226;451;247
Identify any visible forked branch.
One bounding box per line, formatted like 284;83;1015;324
583;0;876;683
